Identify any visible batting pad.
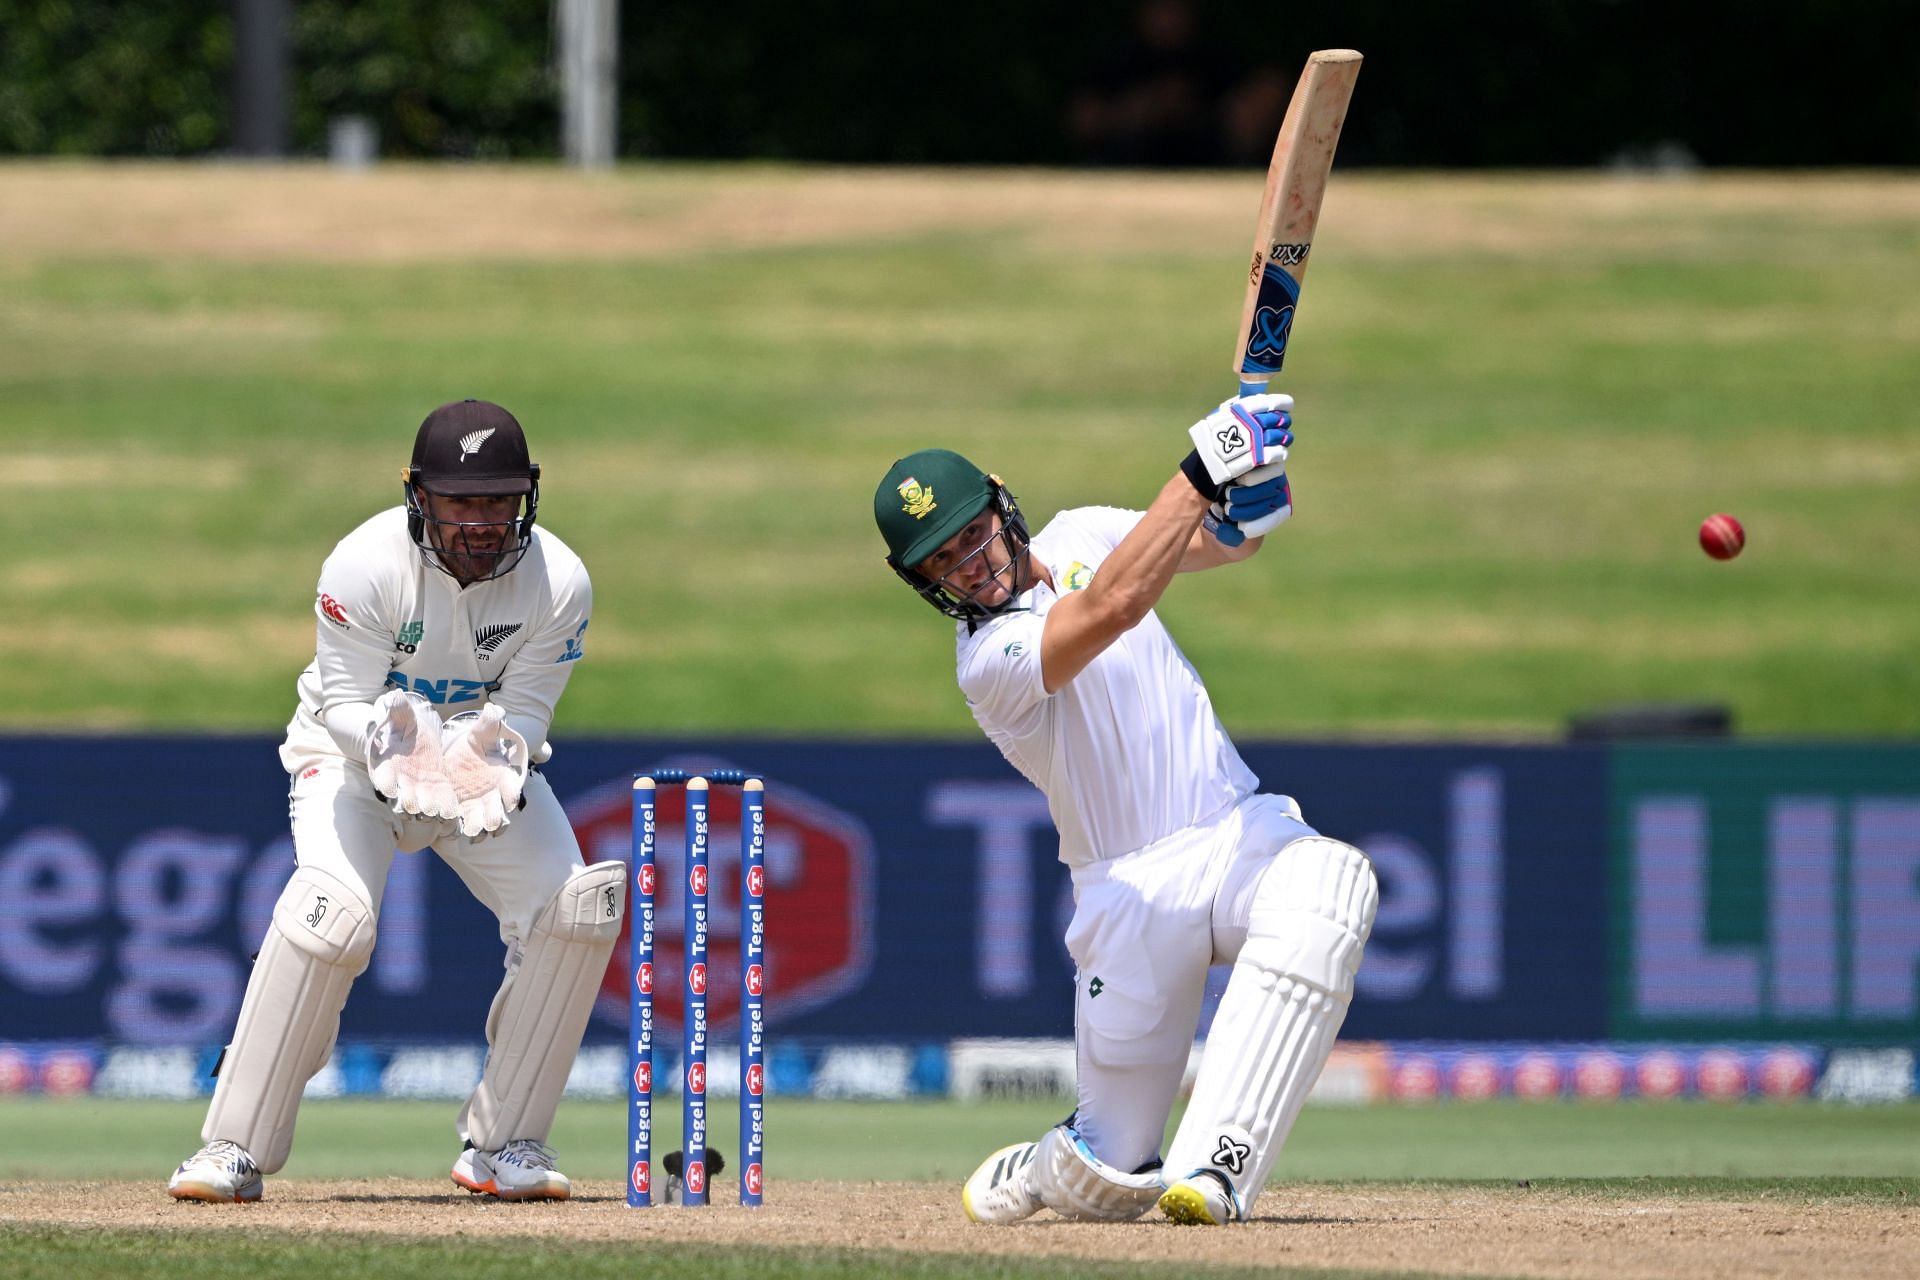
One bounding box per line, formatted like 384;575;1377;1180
203;865;376;1172
1031;1123;1164;1221
1164;837;1377;1215
464;860;626;1149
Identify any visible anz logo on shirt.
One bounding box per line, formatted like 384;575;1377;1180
385;673;501;704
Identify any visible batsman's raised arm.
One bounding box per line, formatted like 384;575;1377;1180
876;392;1296;693
1041;473;1211;689
1041;392;1295;689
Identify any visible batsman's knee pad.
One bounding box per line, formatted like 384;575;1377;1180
1243;836;1377;1000
204;866;376;1173
465;860;626;1149
1031;1123;1164;1222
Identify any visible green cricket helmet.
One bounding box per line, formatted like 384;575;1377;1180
874;448;1032;624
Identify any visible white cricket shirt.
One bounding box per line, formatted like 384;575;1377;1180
956;505;1258;868
280;507;592;771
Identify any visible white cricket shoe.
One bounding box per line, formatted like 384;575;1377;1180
168;1139;264;1203
1158;1170;1239;1225
452;1139;572;1201
961;1141;1042;1224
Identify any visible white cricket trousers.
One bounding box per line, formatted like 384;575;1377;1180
1064;791;1315;1174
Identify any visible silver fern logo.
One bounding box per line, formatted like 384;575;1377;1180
458;428;496;461
473;623;523;658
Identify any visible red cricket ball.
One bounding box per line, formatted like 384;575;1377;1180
1699;513;1745;560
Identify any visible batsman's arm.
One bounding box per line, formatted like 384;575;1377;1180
1180;521;1264;572
1039;474;1212;693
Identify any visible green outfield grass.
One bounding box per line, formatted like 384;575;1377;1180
6;1096;1917;1184
2;165;1917;737
0;1227;1421;1280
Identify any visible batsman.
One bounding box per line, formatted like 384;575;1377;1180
168;400;622;1204
874;393;1378;1226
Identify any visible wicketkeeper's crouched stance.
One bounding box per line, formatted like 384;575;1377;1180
168;401;622;1204
874;393;1377;1226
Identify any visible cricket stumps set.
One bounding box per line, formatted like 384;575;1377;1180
628;769;766;1207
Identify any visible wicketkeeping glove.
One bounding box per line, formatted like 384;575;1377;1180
1180;393;1294;499
367;689;459;820
440;704;530;838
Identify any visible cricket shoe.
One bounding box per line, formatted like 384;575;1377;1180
168;1139;264;1203
1158;1170;1240;1225
961;1141;1042;1224
452;1139;571;1201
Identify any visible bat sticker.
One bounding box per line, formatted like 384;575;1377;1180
1240;264;1302;375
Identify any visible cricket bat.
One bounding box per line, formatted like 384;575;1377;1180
1232;49;1362;396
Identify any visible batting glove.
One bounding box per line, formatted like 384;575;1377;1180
1181;393;1294;498
1217;463;1293;540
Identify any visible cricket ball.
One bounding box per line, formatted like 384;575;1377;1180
1699;513;1745;560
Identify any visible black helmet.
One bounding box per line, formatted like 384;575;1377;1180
403;400;540;584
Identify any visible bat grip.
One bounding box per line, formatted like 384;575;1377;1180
1237;375;1272;397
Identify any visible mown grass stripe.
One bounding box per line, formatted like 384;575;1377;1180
0;1222;1489;1280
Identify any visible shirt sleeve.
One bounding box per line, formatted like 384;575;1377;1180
310;543;404;760
1067;506;1145;553
491;553;592;756
958;611;1049;734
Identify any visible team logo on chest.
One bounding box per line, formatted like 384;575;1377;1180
1063;562;1095;592
474;623;522;659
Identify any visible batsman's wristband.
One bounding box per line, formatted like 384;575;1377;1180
1180;450;1227;503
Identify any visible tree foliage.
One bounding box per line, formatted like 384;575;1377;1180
0;1;1913;164
0;2;232;155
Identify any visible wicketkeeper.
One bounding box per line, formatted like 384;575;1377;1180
874;393;1378;1226
168;400;622;1203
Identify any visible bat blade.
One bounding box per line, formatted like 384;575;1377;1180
1233;48;1361;395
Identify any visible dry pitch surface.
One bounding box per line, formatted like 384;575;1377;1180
4;1179;1914;1279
